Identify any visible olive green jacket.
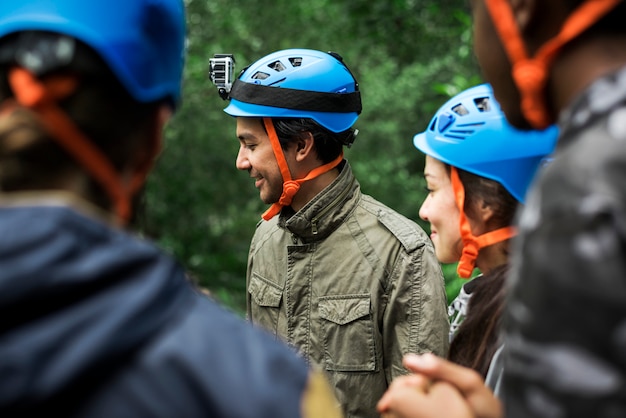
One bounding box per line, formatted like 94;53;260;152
246;161;449;418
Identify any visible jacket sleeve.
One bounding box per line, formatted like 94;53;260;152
383;239;450;382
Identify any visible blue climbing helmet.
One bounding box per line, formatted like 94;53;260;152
413;83;558;203
415;83;558;278
0;0;186;224
224;48;361;133
0;0;186;107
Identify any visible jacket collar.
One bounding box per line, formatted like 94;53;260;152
278;160;360;242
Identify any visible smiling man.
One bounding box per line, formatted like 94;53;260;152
217;48;449;418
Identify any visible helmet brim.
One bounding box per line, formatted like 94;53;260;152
224;99;358;133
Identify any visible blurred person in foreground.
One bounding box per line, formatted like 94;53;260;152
0;1;342;417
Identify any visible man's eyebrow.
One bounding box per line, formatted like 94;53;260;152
237;132;255;140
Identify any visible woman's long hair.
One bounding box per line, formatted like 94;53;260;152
448;263;509;377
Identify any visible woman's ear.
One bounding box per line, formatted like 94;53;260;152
468;199;497;236
478;199;496;225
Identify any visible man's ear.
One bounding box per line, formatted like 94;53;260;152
294;131;316;162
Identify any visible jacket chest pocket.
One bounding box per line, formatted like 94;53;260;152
318;294;377;372
248;274;283;330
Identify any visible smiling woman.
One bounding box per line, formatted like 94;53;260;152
376;83;557;418
412;83;558;383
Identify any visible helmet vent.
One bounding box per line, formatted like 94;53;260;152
451;104;469;116
443;132;471;140
443;122;486;140
251;71;270;80
288;57;303;67
474;97;491;112
267;60;286;72
437;112;456;132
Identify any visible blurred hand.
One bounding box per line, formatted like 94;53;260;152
377;353;502;418
378;372;475;418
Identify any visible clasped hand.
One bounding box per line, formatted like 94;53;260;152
377;353;503;418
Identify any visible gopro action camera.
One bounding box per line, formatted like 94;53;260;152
209;53;235;100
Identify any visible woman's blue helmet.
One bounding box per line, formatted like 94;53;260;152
224;49;361;133
413;83;558;203
0;0;186;107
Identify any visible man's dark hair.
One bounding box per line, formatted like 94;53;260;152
272;118;355;164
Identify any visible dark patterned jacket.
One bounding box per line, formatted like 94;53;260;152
503;66;626;417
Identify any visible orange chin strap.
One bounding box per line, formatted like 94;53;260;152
7;67;159;225
451;167;517;279
485;0;621;129
261;117;343;221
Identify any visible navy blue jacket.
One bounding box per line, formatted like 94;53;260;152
0;203;323;417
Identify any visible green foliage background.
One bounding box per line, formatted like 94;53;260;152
140;0;483;314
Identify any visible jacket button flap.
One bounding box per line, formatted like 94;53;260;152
318;295;370;325
249;274;283;307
